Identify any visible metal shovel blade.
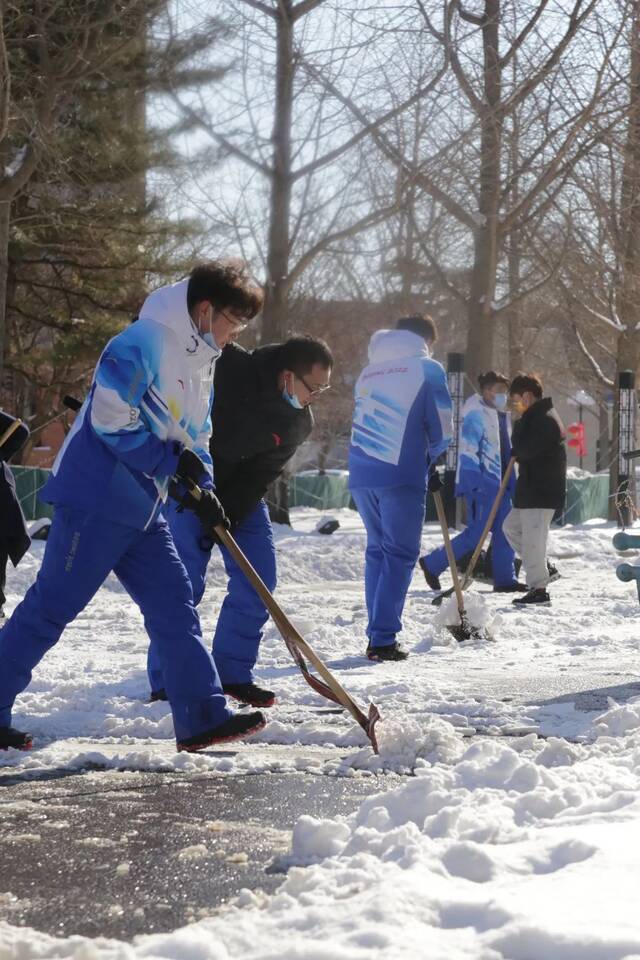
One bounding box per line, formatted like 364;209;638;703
364;702;382;754
445;613;493;644
432;586;454;607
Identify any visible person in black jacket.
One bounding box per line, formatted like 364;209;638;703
0;412;31;619
147;334;333;707
503;374;567;606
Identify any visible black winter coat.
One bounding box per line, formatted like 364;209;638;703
0;412;31;565
210;343;313;525
511;397;567;510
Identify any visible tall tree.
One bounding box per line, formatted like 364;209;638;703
317;0;626;379
168;0;449;341
1;1;229;435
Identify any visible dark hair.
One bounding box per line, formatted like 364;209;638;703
509;373;543;399
278;335;333;375
396;314;437;343
187;258;264;318
478;370;510;390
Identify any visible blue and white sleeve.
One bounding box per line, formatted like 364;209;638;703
193;389;214;491
90;324;181;479
424;363;453;463
457;409;484;493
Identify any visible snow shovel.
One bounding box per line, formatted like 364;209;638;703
431;488;489;642
0;417;24;453
432;458;515;606
178;481;381;754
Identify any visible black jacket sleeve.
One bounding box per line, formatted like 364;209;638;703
209;343;313;525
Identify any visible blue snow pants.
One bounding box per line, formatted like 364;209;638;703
422;492;515;587
0;505;232;741
147;499;276;692
351;485;425;648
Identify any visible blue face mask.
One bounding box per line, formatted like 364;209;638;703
283;386;304;410
494;393;508;411
202;331;219;351
282;375;304;410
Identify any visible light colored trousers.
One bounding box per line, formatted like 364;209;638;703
502;507;555;589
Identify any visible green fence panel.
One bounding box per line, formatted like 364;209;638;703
289;470;353;510
9;465;610;526
288;470;438;520
288;470;611;526
10;465;54;522
560;473;609;525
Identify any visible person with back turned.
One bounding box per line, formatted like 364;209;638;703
348;314;452;661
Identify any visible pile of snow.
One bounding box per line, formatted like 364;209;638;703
433;592;497;634
3;511;640;955
4;731;640;958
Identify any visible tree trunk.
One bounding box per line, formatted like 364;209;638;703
0;196;10;380
596;390;610;473
611;1;640;509
465;0;502;383
261;2;294;343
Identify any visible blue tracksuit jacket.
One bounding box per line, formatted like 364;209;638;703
348;330;452;491
42;279;218;529
348;329;452;647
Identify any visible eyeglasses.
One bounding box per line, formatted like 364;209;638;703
296;373;331;397
218;309;248;332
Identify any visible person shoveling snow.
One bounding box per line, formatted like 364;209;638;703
434;590;496;642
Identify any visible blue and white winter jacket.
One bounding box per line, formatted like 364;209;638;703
348;329;452;491
42;279;219;530
456;394;515;499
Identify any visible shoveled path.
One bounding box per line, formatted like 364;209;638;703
2;666;640;943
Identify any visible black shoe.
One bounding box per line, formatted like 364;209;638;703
0;608;5;619
0;726;33;751
366;642;409;662
513;588;551;606
419;558;441;591
176;711;266;753
547;562;561;583
493;581;528;593
149;688;168;702
223;682;276;708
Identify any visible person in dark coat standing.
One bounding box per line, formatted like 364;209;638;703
146;334;333;707
0;412;31;618
503;374;567;606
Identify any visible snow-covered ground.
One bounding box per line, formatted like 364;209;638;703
2;509;640;958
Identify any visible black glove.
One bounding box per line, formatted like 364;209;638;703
193;488;230;531
428;470;443;494
175;447;207;485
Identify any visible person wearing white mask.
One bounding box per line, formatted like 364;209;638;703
0;259;268;753
420;370;523;593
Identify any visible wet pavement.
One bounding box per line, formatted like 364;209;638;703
0;759;389;941
3;668;640;942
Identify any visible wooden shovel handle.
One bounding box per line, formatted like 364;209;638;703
432;489;465;617
0;418;23;453
214;523;369;724
461;457;515;590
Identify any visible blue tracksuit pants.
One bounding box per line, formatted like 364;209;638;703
422;492;516;587
351;485;425;648
0;506;232;741
147;499;276;692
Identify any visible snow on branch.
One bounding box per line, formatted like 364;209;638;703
573;324;614;387
4;144;27;179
